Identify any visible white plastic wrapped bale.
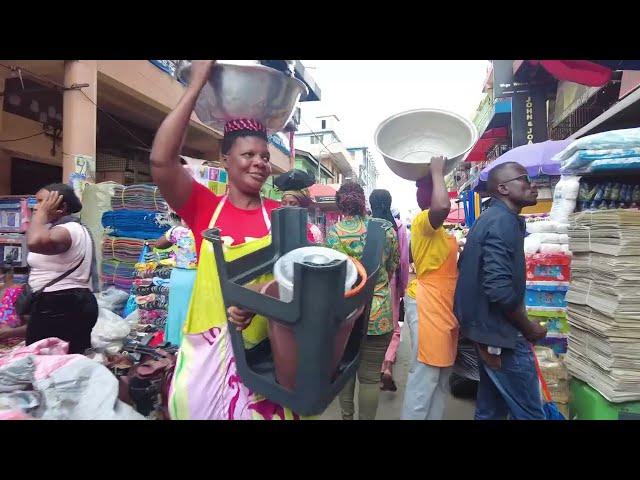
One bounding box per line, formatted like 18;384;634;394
540;243;564;254
95;286;130;314
91;308;131;354
524;235;541;255
549;176;581;224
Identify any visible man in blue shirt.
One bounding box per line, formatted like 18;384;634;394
454;162;547;420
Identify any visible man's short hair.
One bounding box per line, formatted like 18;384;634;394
487;162;524;194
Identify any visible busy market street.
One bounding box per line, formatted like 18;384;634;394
2;59;640;421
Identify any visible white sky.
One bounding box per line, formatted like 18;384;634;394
299;60;490;220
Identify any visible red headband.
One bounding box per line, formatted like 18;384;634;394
224;118;267;135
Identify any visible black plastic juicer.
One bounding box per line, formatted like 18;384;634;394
202;207;385;416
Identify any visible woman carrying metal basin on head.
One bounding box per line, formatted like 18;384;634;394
374;108;477;420
400;157;460;420
150;60;305;420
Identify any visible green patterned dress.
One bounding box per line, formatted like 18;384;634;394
326;215;399;335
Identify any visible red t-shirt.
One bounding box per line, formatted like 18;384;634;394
176;180;281;255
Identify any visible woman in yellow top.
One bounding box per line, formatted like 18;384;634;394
401;156;459;420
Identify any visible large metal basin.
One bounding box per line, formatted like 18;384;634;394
176;61;308;133
374;108;478;181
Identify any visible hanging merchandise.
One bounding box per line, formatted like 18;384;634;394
188;164;229;196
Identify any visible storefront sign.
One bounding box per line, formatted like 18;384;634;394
511;91;548;147
493;60;530;98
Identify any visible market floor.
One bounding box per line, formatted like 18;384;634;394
319;321;476;420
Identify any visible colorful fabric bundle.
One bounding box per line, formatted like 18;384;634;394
111;184;170;212
101;260;138;291
0;286;23;328
102;210;171;240
102;236;154;264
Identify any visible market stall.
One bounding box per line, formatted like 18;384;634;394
552;127;640;418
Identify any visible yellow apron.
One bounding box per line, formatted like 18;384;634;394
183;195;272;345
416;235;459;367
169;196;305;420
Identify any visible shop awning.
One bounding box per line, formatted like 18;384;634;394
527;60;613;87
309;183;338;203
465;127;509;162
445;200;465;224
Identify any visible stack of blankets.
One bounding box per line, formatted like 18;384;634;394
555;127;640;174
565;208;640;402
111;184;170;212
101;211;170;240
100;184;171;293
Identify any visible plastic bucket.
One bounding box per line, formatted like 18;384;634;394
261;280;364;391
273;246;358;303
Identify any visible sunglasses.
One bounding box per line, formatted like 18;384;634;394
500;174;532;185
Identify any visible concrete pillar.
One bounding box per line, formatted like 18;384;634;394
62;60;97;183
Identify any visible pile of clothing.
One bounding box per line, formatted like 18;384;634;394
0;337;144;420
555;127;640;174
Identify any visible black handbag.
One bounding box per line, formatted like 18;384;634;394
16;255;85;317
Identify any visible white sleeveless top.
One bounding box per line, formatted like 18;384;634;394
28;222;93;293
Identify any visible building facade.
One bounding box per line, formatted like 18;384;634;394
294;114;358;186
0;60;320;197
347;146;378;197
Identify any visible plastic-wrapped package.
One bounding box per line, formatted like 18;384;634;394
538;233;560;243
550;176;581;223
526;253;571;282
553;127;640;162
524;236;541;255
124;309;140;328
95;287;130;315
540;243;564;254
526;222;543;234
91;308;131;353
